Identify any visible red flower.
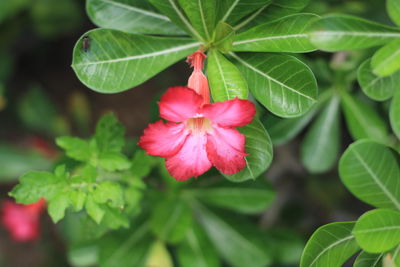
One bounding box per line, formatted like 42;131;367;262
1;199;46;242
139;51;256;181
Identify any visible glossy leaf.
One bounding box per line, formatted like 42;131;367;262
358;59;396;101
72;29;199;93
353;209;400;253
340;91;388;142
309;14;400;51
217;0;272;26
339;140;400;210
390;88;400;139
233;13;318;53
300;222;359;267
177;0;216;41
371;40;400;77
86;0;185;35
301;96;340;173
353;251;383;267
387;0;400;26
212;21;235;53
207;49;248;102
223;118;273;182
231;52;317;117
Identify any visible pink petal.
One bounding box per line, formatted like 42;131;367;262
159;86;203;122
206;125;247;175
138;121;189;157
202;98;256;127
166;134;212;181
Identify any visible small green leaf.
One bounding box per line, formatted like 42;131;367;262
309;14;400;51
233;13;318;53
56;136;93;162
212;21;235;53
48;194;70;223
339;140;400;210
131;150;155;178
358;59;397;101
371;40;400;77
353;209;400;253
101;206;130;229
353;251;383;267
98;152;131;171
95;113;125;153
387;0;400;26
223;118;273;182
207;49;248;102
69;191;86;212
86;196;106;224
300;222;359;267
93;181;124;208
390;88;400;140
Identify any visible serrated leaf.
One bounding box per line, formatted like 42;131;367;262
339;140;400;210
223;118;273;182
309;14;400;51
387;0;400;26
233;13;318;53
93;181;124;208
371;40;400;77
340;91;388;142
301;96;340;173
300;222;359;267
48;193;70;223
86;0;185;35
358;59;397;101
56;136;93;162
69;191;86;212
353;251;383;267
212;21;235;53
72;29;199;93
231;52;317;117
86;196;106;224
390;88;400;139
101;206;130;229
95;113;125;153
98;152;131;171
353;209;400;253
207;49;248;101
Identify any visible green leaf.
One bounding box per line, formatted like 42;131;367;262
150;199;193;244
101;206;130;229
212;21;235;53
390;88;400;139
86;0;185;35
340;91;388;143
95;113;125;153
300;222;359;267
130;150;155;178
72;29;199;93
354;251;383;267
301;96;340;173
223;118;273;182
86;196;106;224
191;184;275;214
69;191;86;212
371;40;400;77
177;224;220;267
48;194;70;223
231;52;317;117
148;0;204;41
353;209;400;253
177;0;216;41
309;14;400;51
207;49;248;102
98;152;131;171
358;59;397;101
339;140;400;210
387;0;400;26
217;0;272;26
93;181;124;208
56;136;93;162
195;205;272;267
233;13;318;53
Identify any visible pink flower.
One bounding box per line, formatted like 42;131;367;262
1;199;45;242
139;51;256;181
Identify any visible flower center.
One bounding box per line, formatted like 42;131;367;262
186;117;213;135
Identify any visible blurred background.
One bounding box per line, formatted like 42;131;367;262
0;0;393;266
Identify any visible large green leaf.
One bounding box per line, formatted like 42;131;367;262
309;14;400;51
340;91;388;142
353;251;383;267
223;118;273;182
233;13;318;53
358;59;397;101
231;52;317;117
217;0;272;26
300;222;359;267
177;0;216;41
353;209;400;253
149;0;204;41
301;96;340;173
86;0;185;35
371;40;400;77
207;49;248;101
195;205;271;267
390;88;400;139
387;0;400;26
72;29;199;93
339;140;400;210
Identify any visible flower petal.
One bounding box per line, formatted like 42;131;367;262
138;121;189;157
206;125;247;175
159;86;203;122
166;134;212;181
202;98;256;127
